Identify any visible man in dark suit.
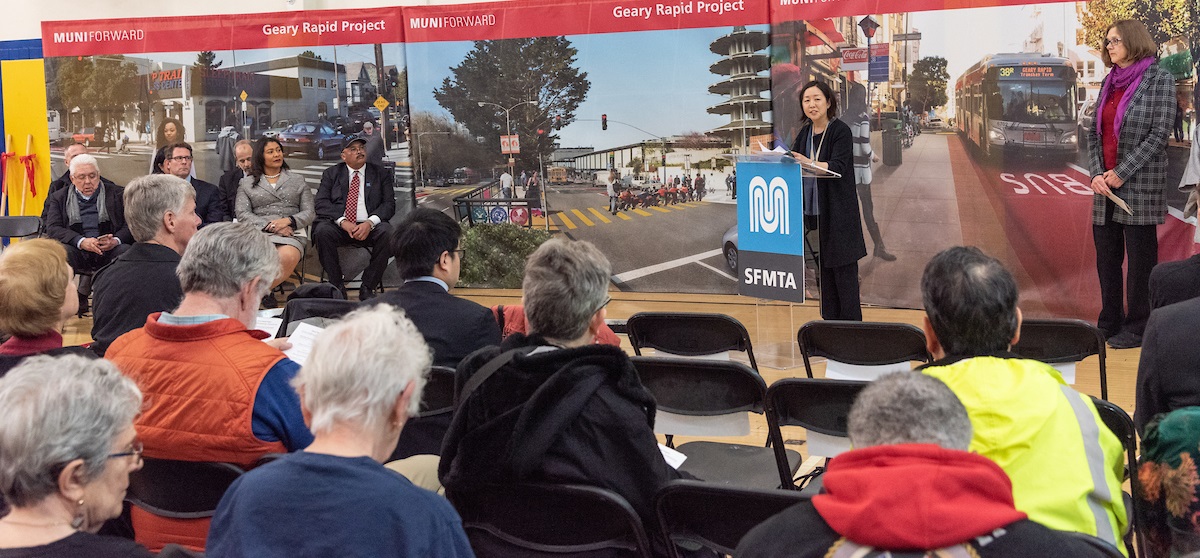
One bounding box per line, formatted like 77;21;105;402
218;139;253;218
164;142;225;226
43;153;133;274
314;135;396;299
1135;296;1200;434
1150;254;1200;310
364;207;501;458
42;144;117;220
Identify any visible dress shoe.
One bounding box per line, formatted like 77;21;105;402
1106;331;1142;350
359;286;379;301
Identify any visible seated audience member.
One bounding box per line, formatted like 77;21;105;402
235;137;314;308
492;303;620;346
313;135;396;300
364;208;500;459
0;239;94;376
218;139;253;218
207;305;473;557
1139;406;1200;556
918;246;1127;549
440;238;683;552
43;143;116;203
42;153;132;282
738;372;1116;557
161;142;226;226
1149;253;1200;310
90;175;200;356
0;355;151;557
1134;296;1200;434
107;222;313;466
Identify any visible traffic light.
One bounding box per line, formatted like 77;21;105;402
601;114;607;130
554;115;562;130
661;154;666;167
537;128;545;135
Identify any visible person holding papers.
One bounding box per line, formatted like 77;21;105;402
790;80;866;321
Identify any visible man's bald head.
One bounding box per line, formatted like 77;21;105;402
64;144;88;166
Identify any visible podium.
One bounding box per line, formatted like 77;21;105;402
731;152;839;304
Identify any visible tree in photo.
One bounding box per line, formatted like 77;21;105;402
434;37;590;170
47;56;140;138
908;56;950;113
409;112;493;182
1079;0;1193;53
298;50;323;61
195;51;223;69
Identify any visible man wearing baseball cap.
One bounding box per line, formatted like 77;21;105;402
313;135;396;300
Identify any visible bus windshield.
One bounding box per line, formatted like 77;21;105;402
986;80;1075;124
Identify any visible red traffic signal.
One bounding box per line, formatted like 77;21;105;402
554;115;562;130
601;114;607;130
537;128;545;135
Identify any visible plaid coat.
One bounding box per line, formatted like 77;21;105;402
1087;62;1176;226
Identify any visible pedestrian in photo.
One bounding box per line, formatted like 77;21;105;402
790;80;867;321
607;169;619;214
842;82;895;261
1087;19;1176;349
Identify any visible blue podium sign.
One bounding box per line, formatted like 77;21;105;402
736;160;806;302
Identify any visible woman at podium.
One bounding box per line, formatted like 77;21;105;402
790;80;867;321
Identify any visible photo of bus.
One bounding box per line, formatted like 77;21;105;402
955;53;1079;160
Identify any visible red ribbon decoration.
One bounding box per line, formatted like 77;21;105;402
18;154;36;197
0;152;13;197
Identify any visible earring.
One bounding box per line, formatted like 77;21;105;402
71;499;85;530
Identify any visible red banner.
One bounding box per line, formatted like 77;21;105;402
770;0;1076;22
41;8;402;57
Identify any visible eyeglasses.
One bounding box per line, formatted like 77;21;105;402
1104;37;1123;47
108;440;144;463
452;249;466;260
169;155;193;162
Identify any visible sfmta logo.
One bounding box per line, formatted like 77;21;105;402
748;176;789;234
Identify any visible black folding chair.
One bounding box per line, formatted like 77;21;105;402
1012;318;1108;400
654;479;808;558
766;378;867;490
626;312;758;371
1091;397;1143;558
126;458;244;519
0;216;41;241
631;356;800;489
448;483;654;558
275;297;359;337
388;365;458;461
797;320;930;379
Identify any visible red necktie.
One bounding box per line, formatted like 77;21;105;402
344;170;360;223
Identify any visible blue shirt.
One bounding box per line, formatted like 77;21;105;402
208;452;474;558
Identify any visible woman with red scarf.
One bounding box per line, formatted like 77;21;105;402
1087;19;1176;350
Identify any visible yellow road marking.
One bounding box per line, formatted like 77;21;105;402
633;208;653;217
616;211;632;220
651;206;671;213
587;207;612;224
572;209;595;227
558;213;578;229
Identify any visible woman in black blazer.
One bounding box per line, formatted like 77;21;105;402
791;80;867;320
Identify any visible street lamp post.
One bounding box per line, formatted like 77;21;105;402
417;131;450;188
859;16;881;126
476;100;538;172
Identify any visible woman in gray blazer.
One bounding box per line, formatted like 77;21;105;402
236;137;314;305
1087;19;1176;349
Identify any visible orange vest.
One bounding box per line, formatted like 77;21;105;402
108;313;288;468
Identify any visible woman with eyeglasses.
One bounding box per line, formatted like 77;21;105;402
235;136;315;308
1087;19;1176;350
0;355;151;557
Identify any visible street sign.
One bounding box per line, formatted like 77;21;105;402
373;95;390;112
868;43;890;83
842;47;868;72
239;90;248;101
893;32;923;41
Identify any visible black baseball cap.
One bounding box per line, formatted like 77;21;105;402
343;135;368;150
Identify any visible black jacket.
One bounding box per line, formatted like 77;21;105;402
363;280;499;368
42;171;117;221
218;169;246;219
190;177;227;225
43;182;133;247
793;119;867;268
90;243;183;356
1150;254;1200;310
440;334;683;544
1135;295;1200;434
315;162;396;223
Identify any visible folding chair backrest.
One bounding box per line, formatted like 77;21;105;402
767;378;867;487
1090;397;1143;558
626;312;757;371
419;365;456;418
654;479;808;557
631;356;766;438
1012;318;1108;400
797;320;930;380
276;297;359;337
126;458;244;518
0;216;42;240
449;483;654;558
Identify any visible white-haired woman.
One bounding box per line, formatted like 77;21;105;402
0;355;151;557
207;305;473;557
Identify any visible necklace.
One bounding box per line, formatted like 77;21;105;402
0;517;70;528
264;171;282;180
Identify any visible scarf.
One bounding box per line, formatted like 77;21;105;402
1096;56;1155;140
65;184;108;226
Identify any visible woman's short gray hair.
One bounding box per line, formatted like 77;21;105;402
177;222;279;298
522;238;611;341
291;304;432;434
69;154;99;175
848;372;973;450
124;174;195;242
0;355;142;508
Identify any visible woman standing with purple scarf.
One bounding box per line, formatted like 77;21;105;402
1087;19;1176;349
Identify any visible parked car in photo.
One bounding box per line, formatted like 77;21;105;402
722;225;738;272
277;122;345;159
72;127;96;146
923;117;948;130
260;119;295;139
1077;99;1096;147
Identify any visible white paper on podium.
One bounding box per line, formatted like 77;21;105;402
725;144;842;178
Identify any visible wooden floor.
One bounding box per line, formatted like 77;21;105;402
63;287;1141;466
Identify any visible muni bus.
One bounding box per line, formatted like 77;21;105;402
955;53;1079;160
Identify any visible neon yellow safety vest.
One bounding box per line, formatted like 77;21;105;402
924;356;1128;553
